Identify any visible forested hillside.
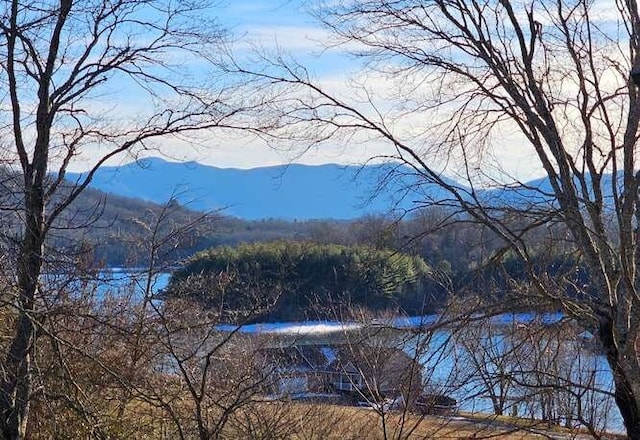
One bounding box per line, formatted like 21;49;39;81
21;178;579;320
59;186;577;293
166;241;434;321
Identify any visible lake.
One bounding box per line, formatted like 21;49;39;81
98;269;623;433
213;313;623;433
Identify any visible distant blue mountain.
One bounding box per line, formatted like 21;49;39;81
67;158;454;220
65;158;619;220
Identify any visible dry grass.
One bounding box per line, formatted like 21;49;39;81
31;391;614;439
225;402;573;440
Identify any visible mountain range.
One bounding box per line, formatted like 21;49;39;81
66;158;608;220
66;158;447;220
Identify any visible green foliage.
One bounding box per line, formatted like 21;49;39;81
167;241;431;321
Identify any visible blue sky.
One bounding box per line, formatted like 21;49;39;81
169;1;544;182
200;0;625;184
69;0;382;172
66;0;547;183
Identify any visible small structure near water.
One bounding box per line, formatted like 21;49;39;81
257;342;422;405
246;320;424;407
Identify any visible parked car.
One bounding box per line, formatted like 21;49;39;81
414;393;458;415
357;396;405;412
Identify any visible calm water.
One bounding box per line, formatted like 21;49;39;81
96;271;623;433
215;314;623;433
415;329;622;433
90;268;170;301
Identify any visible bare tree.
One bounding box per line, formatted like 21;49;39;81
323;311;463;440
13;196;283;439
453;313;616;437
454;318;518;417
0;1;260;437
230;0;640;436
511;319;615;436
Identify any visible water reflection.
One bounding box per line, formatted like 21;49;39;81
42;269;171;305
409;322;622;434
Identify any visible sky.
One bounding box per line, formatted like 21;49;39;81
64;0;587;183
74;0;379;173
215;1;407;171
140;0;547;182
6;0;630;184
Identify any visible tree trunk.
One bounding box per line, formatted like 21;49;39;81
0;315;35;440
491;397;504;416
0;181;45;439
600;318;640;439
613;375;640;440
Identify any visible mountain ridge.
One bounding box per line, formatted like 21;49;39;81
67;158;613;220
67;158;428;219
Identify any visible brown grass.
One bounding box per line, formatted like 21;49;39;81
225;402;572;439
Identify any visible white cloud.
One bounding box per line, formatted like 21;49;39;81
60;0;629;186
239;25;339;51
